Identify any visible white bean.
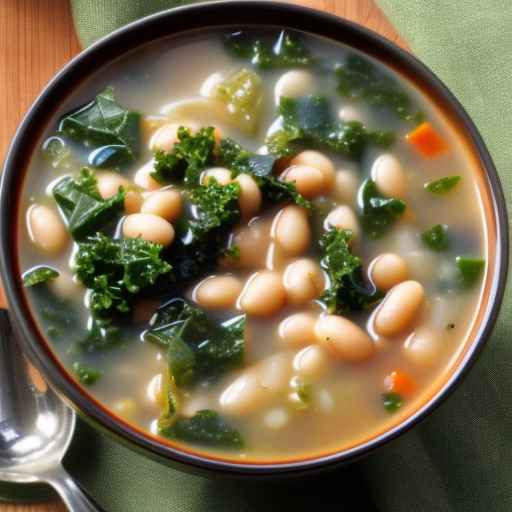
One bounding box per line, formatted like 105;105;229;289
201;167;232;186
96;172;132;199
193;275;243;310
374;280;425;337
283;258;325;305
333;168;359;205
235;174;261;219
278;312;317;348
149;123;181;152
274;70;315;104
324;205;360;240
141;189;182;222
49;271;83;301
338;105;367;124
263;408;290;430
265;241;288;271
200;71;224;97
134;161;162;191
146;373;164;406
281;165;326;198
315;314;374;362
239;271;286;316
403;328;439;367
27;204;68;255
123;213;174;246
272;205;311;256
369;253;408;291
291;150;335;191
124;190;143;214
228;219;270;269
371;154;406;199
293;345;330;379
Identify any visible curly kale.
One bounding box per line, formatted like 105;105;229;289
320;228;382;313
226;30;313;70
53;167;125;240
335;54;424;123
151;127;216;186
74;233;172;318
23;266;59;287
267;95;394;159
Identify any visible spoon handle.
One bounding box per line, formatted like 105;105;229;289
47;466;101;512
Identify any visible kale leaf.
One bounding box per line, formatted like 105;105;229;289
144;298;245;387
157;368;180;434
359;179;406;239
226;30;313;70
320;228;383;313
268;95;394;159
424;175;461;194
151;127;216;186
160;409;243;448
455;256;485;287
23;266;59;287
58;86;141;167
74;233;172;318
217;137;310;208
72;362;103;386
335;54;424;123
53;168;125;240
422;224;449;251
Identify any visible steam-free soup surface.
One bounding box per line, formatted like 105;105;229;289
19;28;486;461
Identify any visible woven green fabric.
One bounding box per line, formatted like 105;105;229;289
4;1;510;510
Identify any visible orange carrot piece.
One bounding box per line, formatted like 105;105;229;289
384;370;416;397
406;121;447;158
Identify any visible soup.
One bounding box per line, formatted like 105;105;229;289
19;28;486;461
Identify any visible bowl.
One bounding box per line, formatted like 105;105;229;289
0;1;508;478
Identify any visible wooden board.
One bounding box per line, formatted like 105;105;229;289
0;1;406;510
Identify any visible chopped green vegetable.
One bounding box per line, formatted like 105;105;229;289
53;168;125;240
359;179;406;239
214;68;263;134
320;228;383;313
157;369;180;434
23;266;59;287
72;362;103;386
160;409;243;448
218;137;310;208
223;245;241;261
455;256;485;287
421;224;449;251
336;54;423;122
78;318;122;352
226;30;313;70
268;95;394;159
145;299;245;387
291;380;312;410
382;392;403;413
151;127;216;186
58;86;140;167
424;175;461;194
74;233;172;318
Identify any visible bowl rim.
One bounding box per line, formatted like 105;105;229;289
0;0;509;476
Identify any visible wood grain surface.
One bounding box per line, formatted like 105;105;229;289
0;1;406;510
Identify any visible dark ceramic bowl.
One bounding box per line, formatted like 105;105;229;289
0;1;508;478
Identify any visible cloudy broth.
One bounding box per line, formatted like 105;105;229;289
19;28;486;461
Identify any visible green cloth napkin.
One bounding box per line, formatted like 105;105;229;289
5;1;511;510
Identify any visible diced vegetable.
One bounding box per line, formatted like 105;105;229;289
160;409;243;448
421;224;449;251
72;362;103;386
59;86;141;167
267;95;394;159
455;256;485;287
320;228;383;313
151;127;216;186
424;175;461;194
23;266;60;287
359;179;406;239
144;299;245;387
226;30;313;70
213;68;263;134
335;54;424;122
74;233;172;318
384;370;416;397
382;392;403;413
53;168;125;240
406;122;447;158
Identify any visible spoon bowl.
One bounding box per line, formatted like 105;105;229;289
0;309;98;510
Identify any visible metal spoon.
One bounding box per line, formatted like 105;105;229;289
0;309;99;511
